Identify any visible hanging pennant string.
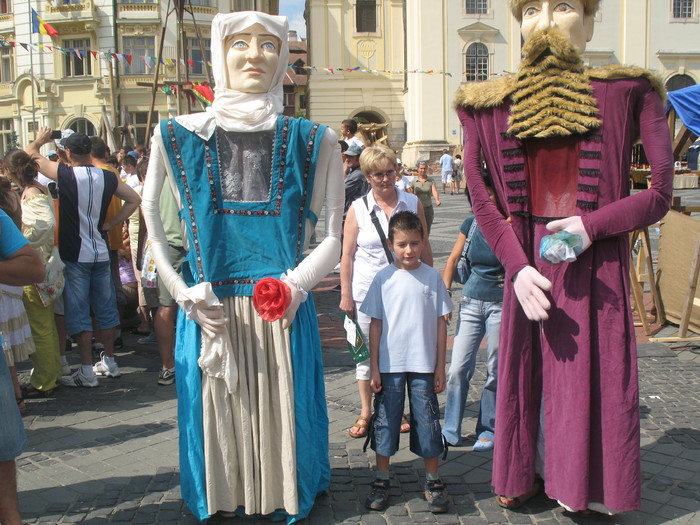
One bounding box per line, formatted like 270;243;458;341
1;38;461;77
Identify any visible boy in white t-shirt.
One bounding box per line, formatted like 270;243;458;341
360;211;453;514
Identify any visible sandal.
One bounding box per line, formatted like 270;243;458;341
400;414;410;433
497;477;544;510
349;416;369;438
20;384;54;398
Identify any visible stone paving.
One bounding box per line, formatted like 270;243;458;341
13;187;700;524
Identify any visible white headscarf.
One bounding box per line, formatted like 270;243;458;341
204;11;289;134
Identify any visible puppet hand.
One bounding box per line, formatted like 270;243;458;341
185;301;227;339
280;274;307;330
546;216;592;253
513;266;552;321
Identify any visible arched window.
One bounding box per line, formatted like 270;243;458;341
666;73;696;92
69;119;96;137
465;43;489;82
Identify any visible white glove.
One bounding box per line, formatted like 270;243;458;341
546;216;592;253
186;302;227;339
177;283;228;339
513;266;552;321
280;273;308;330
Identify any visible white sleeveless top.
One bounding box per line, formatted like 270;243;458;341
350;189;419;302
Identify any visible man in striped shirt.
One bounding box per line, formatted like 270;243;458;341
26;128;141;387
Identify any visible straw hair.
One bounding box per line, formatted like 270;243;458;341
509;0;601;21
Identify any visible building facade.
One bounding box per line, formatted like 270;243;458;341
0;0;278;153
305;0;407;150
306;0;700;167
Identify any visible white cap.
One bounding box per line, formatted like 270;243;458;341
55;129;75;151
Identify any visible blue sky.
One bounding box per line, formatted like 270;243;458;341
279;0;306;38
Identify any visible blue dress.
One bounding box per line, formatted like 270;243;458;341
160;115;330;522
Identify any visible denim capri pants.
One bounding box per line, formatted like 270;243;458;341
0;350;27;461
370;372;444;458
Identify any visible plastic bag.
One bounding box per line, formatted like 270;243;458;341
539;231;583;264
34;246;65;307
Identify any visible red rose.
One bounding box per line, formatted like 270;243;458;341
253;277;292;322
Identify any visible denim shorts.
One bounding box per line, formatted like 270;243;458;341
0;350;27;461
371;372;444;459
63;260;121;336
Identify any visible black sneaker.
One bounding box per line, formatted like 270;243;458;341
113;336;123;349
425;479;448;513
365;479;390;511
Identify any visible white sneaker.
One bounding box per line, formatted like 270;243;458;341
62;369;98;388
93;352;121;378
61;363;72;376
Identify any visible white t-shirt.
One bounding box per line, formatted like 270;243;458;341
345;135;364;149
440;153;454;173
124;172;141;189
394;176;411;192
36;173;54;187
360;263;453;373
350;190;419;303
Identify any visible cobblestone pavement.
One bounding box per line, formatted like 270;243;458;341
14;188;700;524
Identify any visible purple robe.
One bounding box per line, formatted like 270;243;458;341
457;74;673;511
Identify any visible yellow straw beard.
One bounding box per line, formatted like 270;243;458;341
507;27;601;140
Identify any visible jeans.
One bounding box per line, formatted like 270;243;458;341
63;260;120;336
371;372;444;458
442;297;501;446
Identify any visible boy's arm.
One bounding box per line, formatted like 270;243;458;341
434;316;447;393
369;317;383;393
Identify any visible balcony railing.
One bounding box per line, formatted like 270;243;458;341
46;0;99;24
0;12;12;33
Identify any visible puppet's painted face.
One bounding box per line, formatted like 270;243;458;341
520;1;594;52
225;23;280;93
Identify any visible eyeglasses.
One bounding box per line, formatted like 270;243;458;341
369;169;396;181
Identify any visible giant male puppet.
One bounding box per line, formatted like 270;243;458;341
141;12;343;522
455;0;673;515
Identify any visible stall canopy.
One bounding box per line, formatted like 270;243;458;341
668;83;700;137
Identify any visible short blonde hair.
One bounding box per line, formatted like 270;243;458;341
509;0;600;21
359;145;397;176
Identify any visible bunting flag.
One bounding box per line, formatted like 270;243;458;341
191;83;214;106
0;37;458;77
31;8;59;38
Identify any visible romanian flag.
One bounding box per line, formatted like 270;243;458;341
31;8;59;37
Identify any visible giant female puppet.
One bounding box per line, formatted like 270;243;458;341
141;12;343;522
455;0;673;515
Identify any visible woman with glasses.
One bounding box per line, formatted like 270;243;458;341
340;144;433;439
410;161;441;235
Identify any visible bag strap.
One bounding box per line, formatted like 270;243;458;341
363;195;394;264
460;218;478;260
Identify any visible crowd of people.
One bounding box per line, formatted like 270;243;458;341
0;131;182;399
0;1;679;522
